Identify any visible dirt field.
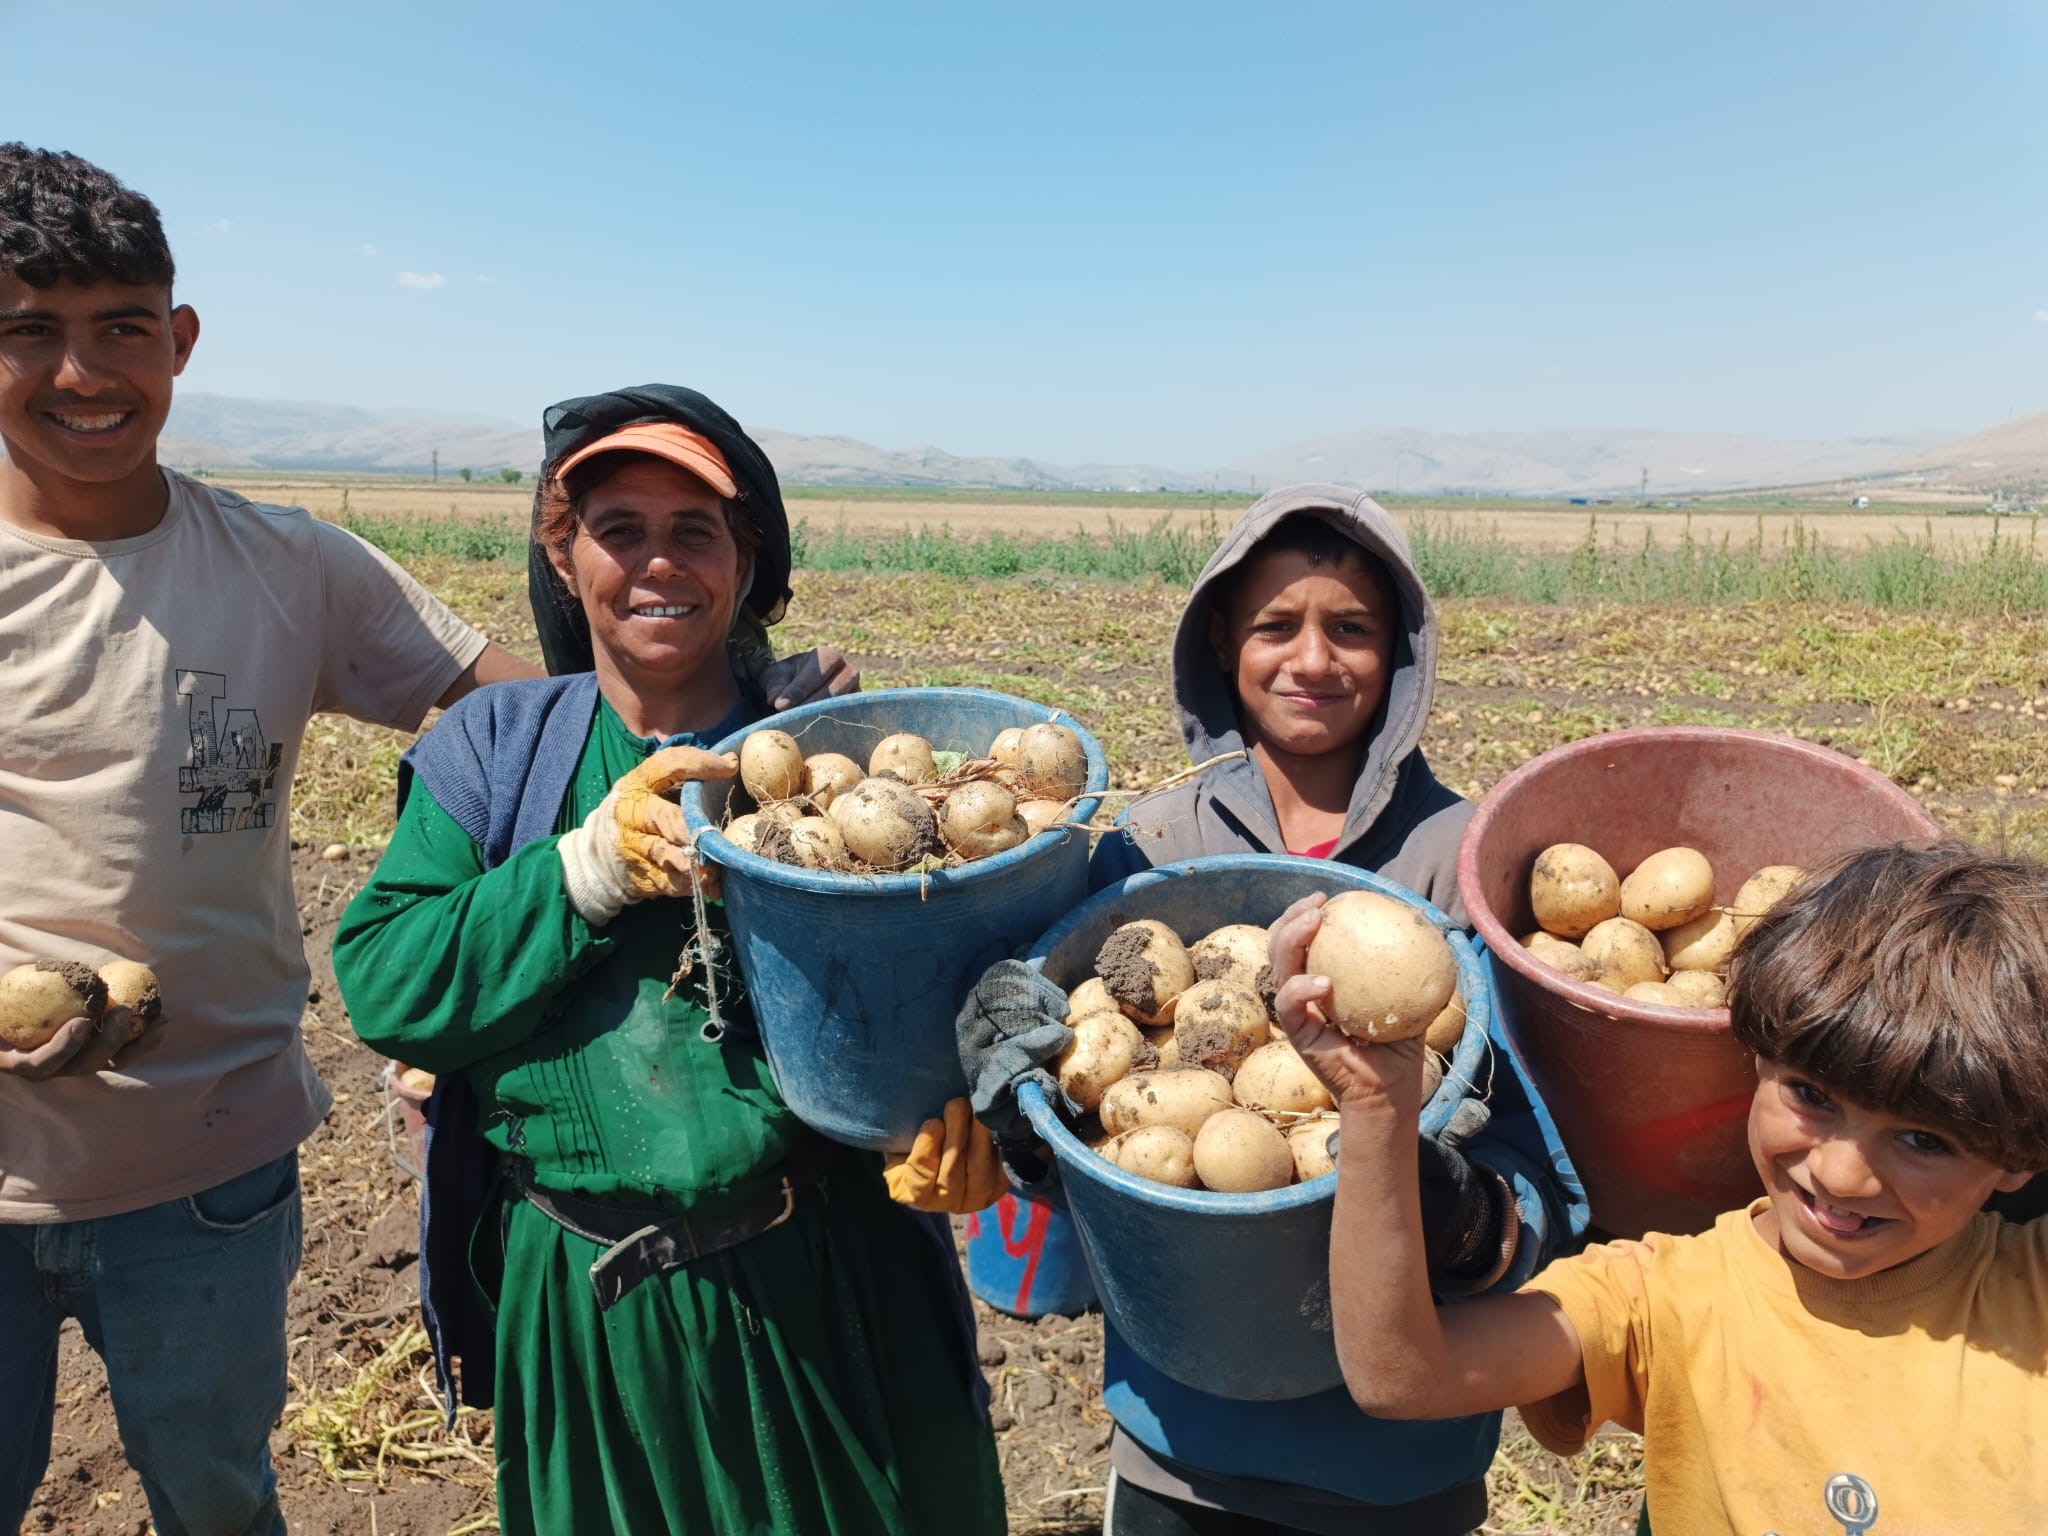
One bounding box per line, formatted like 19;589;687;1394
26;547;2048;1534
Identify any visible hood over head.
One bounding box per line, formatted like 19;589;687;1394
1173;482;1441;852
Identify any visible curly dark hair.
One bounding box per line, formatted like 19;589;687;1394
0;144;175;289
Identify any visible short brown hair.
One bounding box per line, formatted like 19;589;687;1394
1729;842;2048;1171
533;449;761;563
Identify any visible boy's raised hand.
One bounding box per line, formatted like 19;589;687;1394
1268;893;1429;1121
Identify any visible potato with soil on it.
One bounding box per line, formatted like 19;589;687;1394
1665;969;1727;1008
1619;847;1716;932
1095;919;1195;1023
1067;976;1119;1022
1529;843;1620;939
722;812;765;854
1581;916;1668;991
780;816;847;870
1231;1041;1334;1117
0;960;107;1052
1287;1116;1341;1181
1730;865;1807;937
1661;907;1737;973
1192;1108;1294;1193
989;727;1025;767
1015;722;1087;800
1189;924;1270;987
1170;980;1269;1077
1305;891;1458;1043
98;960;162;1042
802;751;864;810
739;729;806;804
834;777;939;870
1099;1066;1234;1139
1143;1025;1180;1070
868;733;936;784
1056;1012;1143;1112
1113;1124;1200;1188
939;780;1029;861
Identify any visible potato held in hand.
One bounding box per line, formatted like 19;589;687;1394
0;960;107;1051
99;960;163;1043
1305;891;1458;1043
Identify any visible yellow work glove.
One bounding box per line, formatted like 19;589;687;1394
558;746;736;925
884;1098;1006;1214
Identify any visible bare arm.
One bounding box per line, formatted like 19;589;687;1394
435;642;543;709
1268;896;1587;1420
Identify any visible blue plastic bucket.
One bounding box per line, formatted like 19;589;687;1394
1018;854;1491;1401
966;1185;1099;1319
682;687;1109;1151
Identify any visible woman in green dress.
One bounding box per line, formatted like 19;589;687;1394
334;385;1006;1535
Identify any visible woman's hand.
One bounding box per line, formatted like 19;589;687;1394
559;747;735;925
884;1098;1005;1214
1268;893;1429;1123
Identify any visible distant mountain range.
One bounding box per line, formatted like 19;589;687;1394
149;391;2017;497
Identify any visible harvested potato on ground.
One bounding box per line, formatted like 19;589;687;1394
1056;1012;1143;1111
802;752;864;809
0;960;106;1051
1099;1067;1234;1139
1581;916;1669;990
1171;980;1269;1077
1425;993;1466;1056
1306;891;1458;1043
1232;1041;1334;1116
939;781;1028;860
834;777;938;870
1189;924;1270;987
1114;1124;1200;1188
1193;1108;1294;1193
739;729;806;804
1661;907;1736;972
1529;843;1621;939
98;960;162;1041
1096;919;1195;1023
1016;722;1087;799
1287;1117;1341;1182
1619;847;1716;932
1730;865;1807;936
1523;930;1599;982
869;733;936;784
1664;970;1727;1008
1068;976;1119;1021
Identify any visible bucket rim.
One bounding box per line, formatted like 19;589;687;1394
681;686;1110;895
1456;726;1944;1033
1020;853;1492;1213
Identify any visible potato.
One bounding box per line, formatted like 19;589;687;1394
1189;924;1270;987
1529;843;1621;939
1619;847;1716;932
1095;919;1195;1022
98;960;162;1042
1171;980;1269;1077
781;816;846;869
1424;992;1467;1057
1099;1067;1234;1139
1231;1041;1334;1116
869;733;936;784
1067;976;1119;1021
739;729;806;804
1581;916;1668;990
398;1065;437;1095
802;752;864;810
1287;1117;1340;1181
1623;981;1692;1007
1016;798;1065;836
0;960;106;1051
1422;1048;1447;1102
1016;722;1087;799
1730;865;1807;937
1192;1108;1294;1193
989;726;1026;767
1113;1124;1200;1188
1305;891;1458;1043
835;777;938;870
1056;1012;1143;1112
1662;908;1737;973
1143;1025;1180;1070
1522;930;1598;983
939;781;1028;860
722;812;764;854
1664;969;1727;1008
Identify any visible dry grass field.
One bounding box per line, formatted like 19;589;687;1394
30;476;2048;1534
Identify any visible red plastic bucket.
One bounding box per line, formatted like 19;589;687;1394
1457;728;1942;1239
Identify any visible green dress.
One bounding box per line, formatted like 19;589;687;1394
334;697;1004;1536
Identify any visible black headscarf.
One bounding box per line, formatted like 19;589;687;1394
526;384;793;677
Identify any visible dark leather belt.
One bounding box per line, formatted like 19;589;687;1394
506;1139;844;1310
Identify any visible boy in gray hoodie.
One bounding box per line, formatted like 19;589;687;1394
1085;485;1587;1534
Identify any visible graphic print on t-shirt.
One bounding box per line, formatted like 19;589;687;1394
177;669;282;833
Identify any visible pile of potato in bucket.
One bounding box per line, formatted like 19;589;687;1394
722;721;1089;874
1522;843;1807;1008
1056;893;1468;1193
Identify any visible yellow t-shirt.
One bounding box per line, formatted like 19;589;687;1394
1522;1199;2048;1533
0;471;484;1221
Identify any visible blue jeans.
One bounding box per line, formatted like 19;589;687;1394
0;1152;302;1536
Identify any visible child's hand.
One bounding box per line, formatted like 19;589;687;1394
1268;893;1429;1121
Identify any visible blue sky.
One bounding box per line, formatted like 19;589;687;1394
7;1;2044;466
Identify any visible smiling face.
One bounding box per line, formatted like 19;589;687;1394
1209;544;1400;762
0;276;198;528
547;456;751;727
1748;1057;2034;1280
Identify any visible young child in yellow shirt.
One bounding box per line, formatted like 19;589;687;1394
1268;842;2048;1533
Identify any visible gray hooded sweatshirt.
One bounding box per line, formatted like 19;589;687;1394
1091;483;1471;925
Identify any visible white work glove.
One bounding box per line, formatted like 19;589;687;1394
558;746;736;926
